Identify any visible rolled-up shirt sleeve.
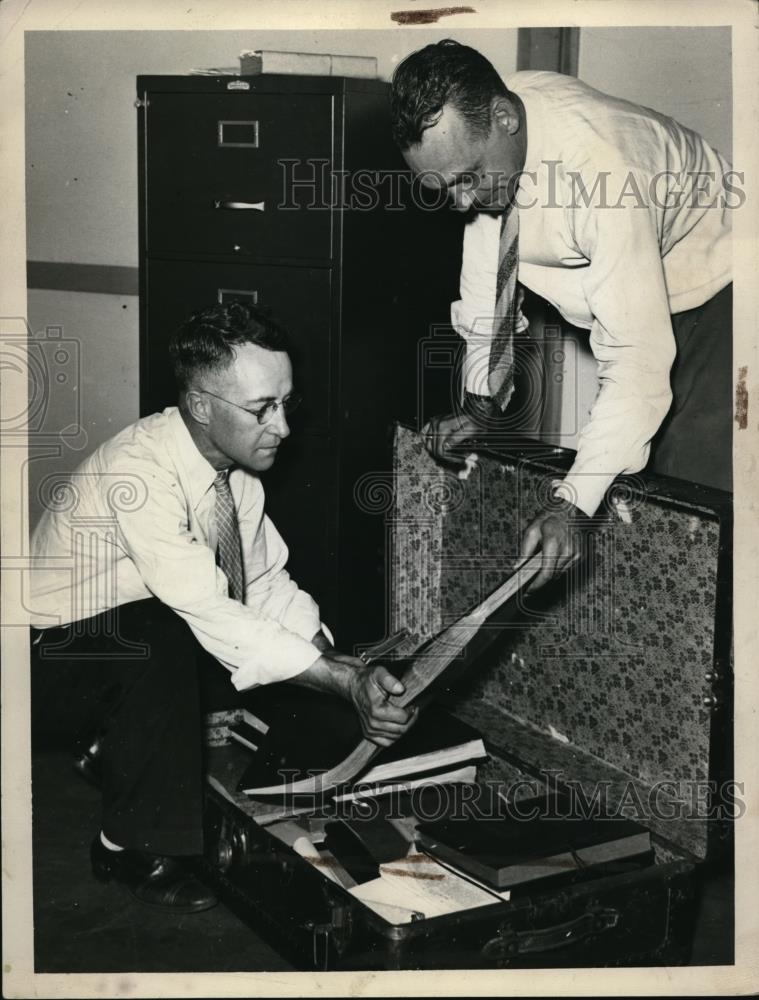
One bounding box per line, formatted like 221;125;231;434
111;461;322;690
554;174;676;516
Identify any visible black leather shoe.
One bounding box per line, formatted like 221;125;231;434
73;731;104;788
91;835;218;913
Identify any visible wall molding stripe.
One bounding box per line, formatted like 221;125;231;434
27;261;139;296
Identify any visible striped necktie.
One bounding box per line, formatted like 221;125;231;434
489;199;519;409
213;469;244;602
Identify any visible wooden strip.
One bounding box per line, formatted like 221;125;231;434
243;554;542;797
389;554;542;709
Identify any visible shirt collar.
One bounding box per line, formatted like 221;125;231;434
166;406;219;510
507;76;545;184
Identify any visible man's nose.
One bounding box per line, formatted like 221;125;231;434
270;405;290;439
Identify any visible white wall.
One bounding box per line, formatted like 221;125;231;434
579;26;731;158
25;29;518;267
556;26;732;450
25;289;139;528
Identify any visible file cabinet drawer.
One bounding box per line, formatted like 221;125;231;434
262;433;334;611
144;259;333;432
145;92;334;259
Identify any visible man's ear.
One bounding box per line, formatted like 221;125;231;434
491;96;520;135
184;388;212;426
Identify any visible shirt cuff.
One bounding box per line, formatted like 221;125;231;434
553;472;615;518
462;339;492;397
229;631;323;691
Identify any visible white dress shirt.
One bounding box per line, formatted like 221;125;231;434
30;407;325;690
453;70;732;516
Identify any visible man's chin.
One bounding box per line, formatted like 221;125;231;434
251;448;278;471
455;203;507;220
474;203;510;216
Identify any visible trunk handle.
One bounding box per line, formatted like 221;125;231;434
482;906;620;961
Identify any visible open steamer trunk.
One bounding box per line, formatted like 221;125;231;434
389;425;733;865
197;425;732;970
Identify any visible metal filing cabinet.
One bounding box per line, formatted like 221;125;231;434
136;74;463;650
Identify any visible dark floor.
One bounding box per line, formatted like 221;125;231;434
32;747;734;973
32;747;295;973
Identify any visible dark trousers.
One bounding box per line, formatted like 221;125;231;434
32;598;206;856
649;283;733;492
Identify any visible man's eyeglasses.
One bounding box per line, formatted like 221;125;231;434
200;388;302;425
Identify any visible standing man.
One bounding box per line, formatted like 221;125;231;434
30;302;413;912
390;40;733;589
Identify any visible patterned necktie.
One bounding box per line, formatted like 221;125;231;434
489;199;519;409
213;469;244;602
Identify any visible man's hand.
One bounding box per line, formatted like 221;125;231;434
520;498;590;592
295;652;415;748
346;661;416;748
422;412;482;466
423;393;504;466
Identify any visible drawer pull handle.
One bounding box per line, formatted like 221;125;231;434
214;199;265;211
217;288;258;306
218;119;259;147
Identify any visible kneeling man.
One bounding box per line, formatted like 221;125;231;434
30;302;413;912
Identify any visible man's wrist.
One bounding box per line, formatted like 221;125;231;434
547;496;592;527
296;651;351;701
462;391;501;426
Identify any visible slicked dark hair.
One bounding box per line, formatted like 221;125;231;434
169;301;291;391
390;39;510;151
